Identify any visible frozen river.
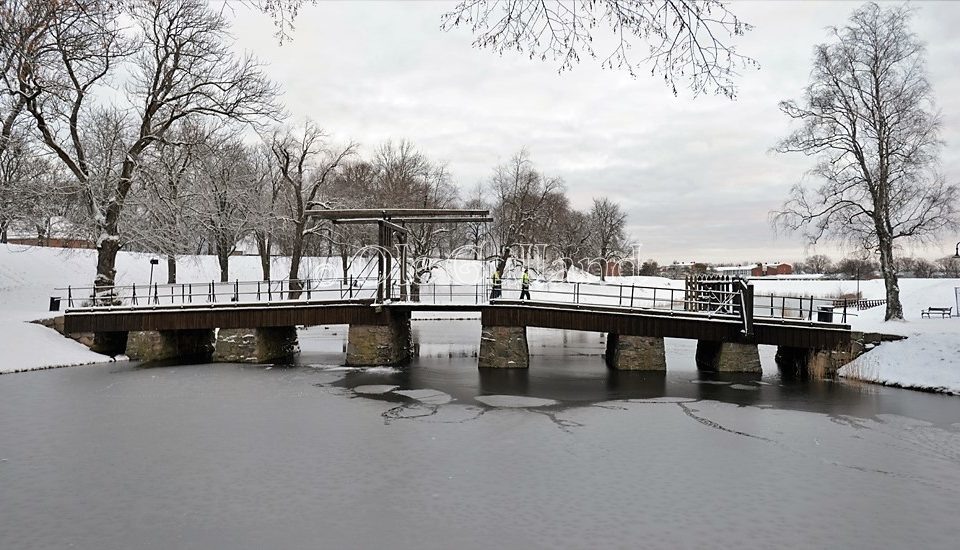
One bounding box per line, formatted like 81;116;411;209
1;320;959;549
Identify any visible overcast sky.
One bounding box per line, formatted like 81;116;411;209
227;1;960;264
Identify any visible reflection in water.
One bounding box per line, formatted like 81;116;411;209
299;320;957;426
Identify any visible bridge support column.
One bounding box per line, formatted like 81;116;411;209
346;313;412;366
776;335;864;379
695;341;761;373
478;326;529;368
605;334;666;370
91;331;128;357
126;329;215;363
214;326;300;363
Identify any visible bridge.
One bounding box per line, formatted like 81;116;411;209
54;208;860;376
56;275;859;377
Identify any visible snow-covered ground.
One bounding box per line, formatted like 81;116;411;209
2;244;958;394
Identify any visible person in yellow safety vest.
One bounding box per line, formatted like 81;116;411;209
490;269;502;299
520;268;531;300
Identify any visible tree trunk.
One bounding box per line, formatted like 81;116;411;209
217;247;230;283
0;222;7;243
599;247;608;281
562;257;572;282
166;254;177;284
256;232;271;281
496;246;511;277
410;280;421;302
340;250;349;284
94;237;120;305
878;238;904;320
288;228;304;299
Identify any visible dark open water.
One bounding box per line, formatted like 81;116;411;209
1;319;959;549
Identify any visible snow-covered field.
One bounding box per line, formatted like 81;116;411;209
2;244;958;394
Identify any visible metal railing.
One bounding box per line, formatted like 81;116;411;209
55;275;853;326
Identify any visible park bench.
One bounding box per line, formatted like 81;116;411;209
921;307;952;318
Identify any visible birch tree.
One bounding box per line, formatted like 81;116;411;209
774;3;958;320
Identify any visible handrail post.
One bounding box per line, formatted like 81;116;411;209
738;281;754;337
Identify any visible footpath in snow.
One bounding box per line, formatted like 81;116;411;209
1;244;958;395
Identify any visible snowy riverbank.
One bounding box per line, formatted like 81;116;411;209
2;244;958;394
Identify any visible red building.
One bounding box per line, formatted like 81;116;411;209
751;263;793;277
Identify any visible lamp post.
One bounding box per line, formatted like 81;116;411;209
148;258;160;289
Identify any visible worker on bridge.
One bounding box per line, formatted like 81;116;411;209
520;268;531;301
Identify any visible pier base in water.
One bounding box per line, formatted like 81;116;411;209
478;326;529;368
346;313;412;366
126;329;215;363
214;327;300;363
695;341;761;373
605;334;666;370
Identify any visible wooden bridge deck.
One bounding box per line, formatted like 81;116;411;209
62;299;852;349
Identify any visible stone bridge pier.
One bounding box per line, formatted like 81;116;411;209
775;331;868;379
346;311;413;366
126;329;216;363
213;327;300;363
479;326;529;368
605;334;666;371
695;340;761;373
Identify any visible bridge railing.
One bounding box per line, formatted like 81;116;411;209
57;277;384;309
56;276;852;325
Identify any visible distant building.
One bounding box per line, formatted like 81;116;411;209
662;261;697;278
4;237;95;249
751;262;793;277
714;264;754;278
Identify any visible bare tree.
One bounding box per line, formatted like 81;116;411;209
12;0;278;296
773;3;958;320
588;197;627;281
459;183;490;260
550;200;591;281
803;254;833;275
936;256;960;278
271;122;357;297
488;150;563;275
192;133;259;283
442;0;756;98
247;143;285;281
